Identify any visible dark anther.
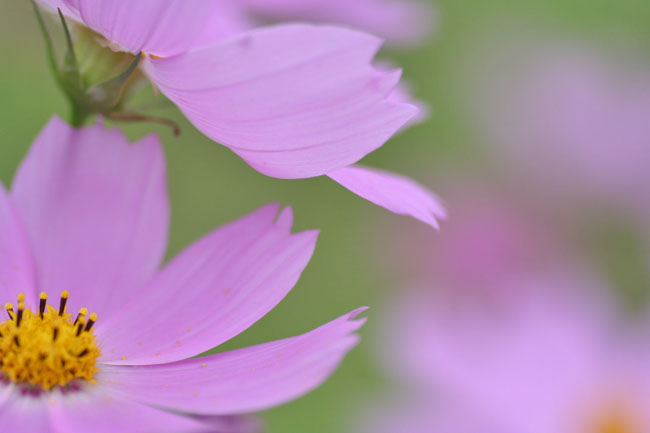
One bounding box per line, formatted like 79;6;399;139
16;309;23;327
85;319;95;332
73;312;84;326
76;322;84;337
13;336;19;347
77;349;89;358
59;294;68;316
52;327;59;341
39;296;47;319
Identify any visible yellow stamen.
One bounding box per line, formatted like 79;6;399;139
0;292;101;391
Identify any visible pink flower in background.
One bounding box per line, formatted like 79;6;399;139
378;277;650;433
0;116;365;432
472;41;650;215
359;185;650;433
34;0;444;228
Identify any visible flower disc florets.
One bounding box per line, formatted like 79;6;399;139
0;291;100;391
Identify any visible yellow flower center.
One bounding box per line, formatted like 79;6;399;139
0;291;101;392
594;409;640;433
584;398;644;433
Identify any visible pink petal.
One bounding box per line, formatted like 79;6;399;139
49;386;209;433
0;185;37;305
388;81;431;127
143;24;417;179
64;0;218;57
193;415;263;433
327;165;446;228
192;2;255;47
11;117;169;321
374;59;431;127
97;205;318;365
0;390;51;432
0;386;14;407
391;278;621;433
239;0;434;45
100;308;366;415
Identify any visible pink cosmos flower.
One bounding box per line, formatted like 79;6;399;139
374;277;650;433
34;0;445;229
0;116;366;432
358;186;649;433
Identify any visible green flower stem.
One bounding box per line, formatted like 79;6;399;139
70;105;89;128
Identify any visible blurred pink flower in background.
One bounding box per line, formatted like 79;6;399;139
369;278;650;433
0;116;366;432
34;0;444;228
334;24;650;431
471;40;650;217
358;183;650;433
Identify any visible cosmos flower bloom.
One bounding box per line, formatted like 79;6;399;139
373;277;650;433
34;0;445;228
358;186;650;433
0;116;366;432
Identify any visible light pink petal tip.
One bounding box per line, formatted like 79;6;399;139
144;24;417;179
101;308;367;415
62;0;218;57
389;81;431;127
0;185;37;305
11;116;169;320
98;204;319;365
328;165;446;229
375;59;431;127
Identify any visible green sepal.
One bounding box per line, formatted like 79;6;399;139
57;9;83;94
30;4;148;127
83;53;142;114
29;0;62;89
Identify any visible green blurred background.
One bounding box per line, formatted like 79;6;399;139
2;1;650;432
